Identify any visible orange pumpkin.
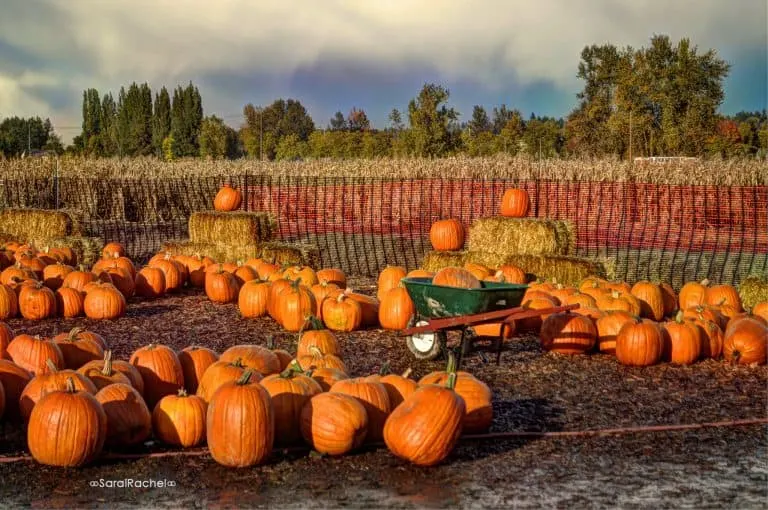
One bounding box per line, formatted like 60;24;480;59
213;183;242;211
300;392;368;456
0;284;18;320
238;279;270;318
753;302;768;322
661;312;701;365
129;344;185;409
195;359;249;402
500;188;529;217
18;282;57;320
53;327;105;369
615;318;663;366
679;279;709;310
206;370;274;467
178;346;219;394
95;383;152;447
219;345;280;376
596;311;635;355
261;366;322;446
429;219;465;251
630;281;665;321
330;378;391;442
135;266;166;298
419;359;491;434
7;334;64;376
377;266;407;301
704;284;743;312
316;268;346;288
540;312;597;354
205;269;240;304
379;286;415;331
723;317;767;365
432;267;481;289
152;389;208;448
27;378;107;467
84;283;126;320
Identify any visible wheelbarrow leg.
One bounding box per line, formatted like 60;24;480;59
456;328;473;370
493;334;503;365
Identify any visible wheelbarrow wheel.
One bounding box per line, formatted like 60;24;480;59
406;320;446;360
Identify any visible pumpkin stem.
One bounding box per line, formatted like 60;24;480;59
65;377;76;393
701;279;710;287
401;367;413;379
68;326;86;341
266;335;276;350
45;358;59;373
308;346;324;358
177;388;188;397
445;351;457;375
279;360;304;378
378;361;391;376
674;310;685;324
230;357;245;368
306;315;324;331
101;350;114;376
237;369;256;385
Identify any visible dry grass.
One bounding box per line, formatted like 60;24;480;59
739;274;768;310
162;240;319;268
2;155;765;185
188;212;277;245
0;208;82;240
422;250;611;285
34;236;104;267
467;217;574;256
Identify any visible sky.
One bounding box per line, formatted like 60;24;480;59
0;0;766;143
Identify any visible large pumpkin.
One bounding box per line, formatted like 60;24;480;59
195;359;249;402
299;391;368;456
205;270;240;304
540;312;597;355
0;284;18;320
55;287;84;318
704;284;743;312
7;334;64;376
429;219;465;251
377;266;407;301
630;281;664;321
0;321;13;360
178;346;219;395
322;294;363;332
27;378;107;467
310;367;349;392
18;282;57;320
275;281;316;332
261;365;323;446
660;312;701;365
419;356;491;434
129;344;185;409
0;359;32;421
615;318;663;367
379;286;415;331
596;311;635;355
206;370;274;467
500;188;529;217
152;390;207;448
220;345;280;376
432;267;481;289
53;327;105;369
384;369;465;466
213;184;242;212
77;350;132;390
238;279;270;318
367;368;418;410
84;283;126;320
679;279;709;310
135;266;166;298
297;323;340;358
95;383;152;447
330;378;391;442
19;360;98;421
723;317;767;365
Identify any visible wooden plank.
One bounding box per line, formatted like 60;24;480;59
400;304;579;336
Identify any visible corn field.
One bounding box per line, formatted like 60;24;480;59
1;155;766;185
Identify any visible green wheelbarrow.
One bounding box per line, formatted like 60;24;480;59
399;277;578;366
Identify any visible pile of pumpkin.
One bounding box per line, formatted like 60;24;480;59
0;320;492;469
421;263;767;366
144;249;429;333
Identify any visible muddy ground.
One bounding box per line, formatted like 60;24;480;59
1;278;766;508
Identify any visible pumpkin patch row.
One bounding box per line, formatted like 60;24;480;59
0;314;493;469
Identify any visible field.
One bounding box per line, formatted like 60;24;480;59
0;281;766;508
0;155;766;508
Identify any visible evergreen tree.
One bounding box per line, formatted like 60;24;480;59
152;86;171;156
329;111;347;131
100;93;118;156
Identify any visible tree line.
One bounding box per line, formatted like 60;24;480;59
1;35;766;160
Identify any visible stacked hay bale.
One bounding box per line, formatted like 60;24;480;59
739;273;768;310
422;214;614;286
0;208;103;265
162;211;320;268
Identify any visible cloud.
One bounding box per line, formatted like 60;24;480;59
0;0;765;140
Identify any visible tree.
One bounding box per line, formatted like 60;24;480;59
329;111;347;131
0;116;59;156
199;115;239;159
495;112;525;155
388;109;404;131
80;88;102;155
275;133;309;161
100;93;118;156
170;82;203;157
407;83;459;157
491;105;518;135
152;87;171;157
522;116;565;158
468;106;491;134
347;107;370;131
240;98;314;160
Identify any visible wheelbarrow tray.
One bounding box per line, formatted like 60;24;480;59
401;277;528;319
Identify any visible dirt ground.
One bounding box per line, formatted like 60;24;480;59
1;278;766;508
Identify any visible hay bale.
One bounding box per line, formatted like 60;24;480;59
31;236;104;267
162;241;257;263
188;212;277;245
422;251;469;273
0;208;82;240
421;250;610;286
739;274;768;310
260;242;320;269
467;217;575;256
